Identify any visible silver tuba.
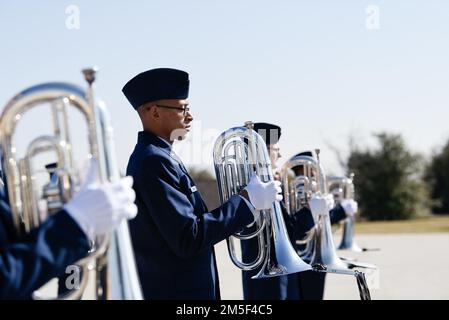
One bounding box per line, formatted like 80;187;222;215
0;68;142;300
327;174;363;252
280;154;319;261
281;150;349;272
213;121;311;278
280;150;372;300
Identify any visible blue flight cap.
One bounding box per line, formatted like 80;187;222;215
122;68;189;110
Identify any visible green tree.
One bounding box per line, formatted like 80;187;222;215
347;133;430;220
425;140;449;214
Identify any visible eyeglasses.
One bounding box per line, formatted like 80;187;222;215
268;146;281;153
156;104;190;116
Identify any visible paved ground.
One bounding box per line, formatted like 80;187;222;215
215;233;449;300
37;233;449;300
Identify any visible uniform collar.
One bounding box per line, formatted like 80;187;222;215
137;130;187;168
138;130;172;151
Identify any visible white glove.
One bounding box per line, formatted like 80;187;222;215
244;173;283;210
309;194;333;217
325;194;335;210
64;159;138;239
341;199;358;216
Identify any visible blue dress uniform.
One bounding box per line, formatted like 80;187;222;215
126;131;254;299
122;68;255;300
281;150;349;300
0;177;90;299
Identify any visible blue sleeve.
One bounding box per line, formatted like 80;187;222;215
135;155;254;259
291;207;315;241
277;201;316;243
330;204;347;224
0;210;90;299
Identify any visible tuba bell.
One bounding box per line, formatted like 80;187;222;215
213;121;311;278
0;67;143;300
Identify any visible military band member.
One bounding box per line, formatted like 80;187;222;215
292;151;358;300
241;123;315;300
122;68;282;300
0;160;137;299
241;124;357;300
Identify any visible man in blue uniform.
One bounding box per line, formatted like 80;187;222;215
241;123;322;300
240;124;357;300
122;68;282;300
0;160;138;299
291;151;358;300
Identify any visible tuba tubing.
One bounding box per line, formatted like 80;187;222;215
0;68;143;300
213;122;311;278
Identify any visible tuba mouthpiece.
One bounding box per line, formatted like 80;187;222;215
244;121;254;129
82;66;99;85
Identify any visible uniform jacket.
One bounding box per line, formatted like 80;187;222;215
0;179;90;299
126;130;254;300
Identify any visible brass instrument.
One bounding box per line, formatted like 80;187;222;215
327;174;363;252
0;68;142;300
280;150;372;300
213;121;311;278
280;154;318;262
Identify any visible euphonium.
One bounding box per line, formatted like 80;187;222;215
327;174;363;252
327;174;379;269
281;150;349;272
213;121;311;278
280;154;319;261
0;68;142;300
281;150;372;300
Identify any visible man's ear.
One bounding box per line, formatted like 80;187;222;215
150;105;160;120
140;104;159;119
138;104;158;123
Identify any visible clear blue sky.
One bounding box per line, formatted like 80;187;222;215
1;1;448;175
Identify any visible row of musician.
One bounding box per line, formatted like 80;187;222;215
0;67;377;300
